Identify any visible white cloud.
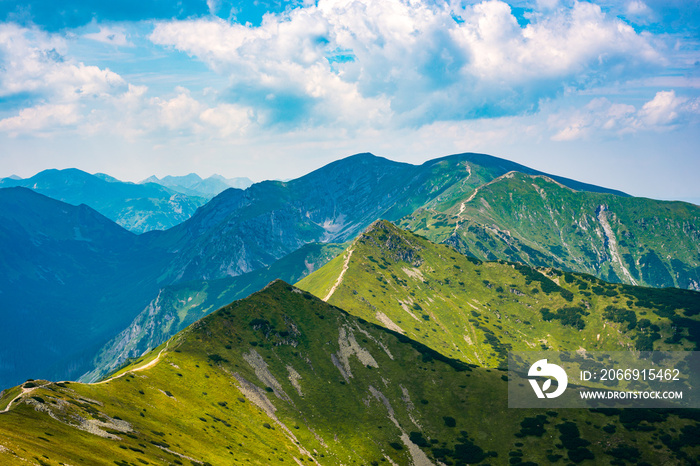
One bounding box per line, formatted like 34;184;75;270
150;0;663;127
200;103;256;136
550;90;699;140
0;1;686;143
627;0;651;15
83;26;133;47
638;90;685;125
154;88;206;131
0;104;81;135
0;24;126;102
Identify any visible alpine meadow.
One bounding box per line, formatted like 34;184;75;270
1;0;699;465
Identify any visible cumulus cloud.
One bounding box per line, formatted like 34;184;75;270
550;90;699;140
150;0;663;127
0;1;686;142
83;26;132;46
0;24;126;103
0;23;134;134
0;103;81;135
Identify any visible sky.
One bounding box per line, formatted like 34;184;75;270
0;0;698;203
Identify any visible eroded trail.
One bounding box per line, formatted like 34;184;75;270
0;342;171;414
323;247;354;301
0;384;46;414
94;341;171;385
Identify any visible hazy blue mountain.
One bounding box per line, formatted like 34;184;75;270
0;188;171;388
142;172;254;197
81;241;346;382
0;169;207;233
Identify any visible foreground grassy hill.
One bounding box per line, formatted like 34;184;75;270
399;172;700;290
298;221;700;369
2;281;698;465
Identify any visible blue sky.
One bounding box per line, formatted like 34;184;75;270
0;0;698;202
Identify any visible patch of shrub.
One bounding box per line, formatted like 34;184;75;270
602;424;616;434
605;445;640;462
516;415;549;437
207;354;228;363
540;306;589;330
409;432;429;447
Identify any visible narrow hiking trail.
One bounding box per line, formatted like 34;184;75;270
454;171;516;234
0;383;46;414
94;341;171;385
0;342;171;414
323;248;354;301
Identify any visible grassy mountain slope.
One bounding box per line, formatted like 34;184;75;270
399;172;700;290
147;152;627;284
298;221;700;369
0;169;207;233
82;242;347;382
0;188;169;388
1;281;697;465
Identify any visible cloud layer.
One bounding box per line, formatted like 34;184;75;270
150;0;663;128
0;0;697;147
550;90;700;140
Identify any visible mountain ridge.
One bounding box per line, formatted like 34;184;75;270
399;171;700;289
298;220;700;369
0;168;207;233
1;279;697;464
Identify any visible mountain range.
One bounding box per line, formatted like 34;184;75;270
0;170;253;234
0;150;699;465
0;169;207;233
1;152;698;390
140;173;253;197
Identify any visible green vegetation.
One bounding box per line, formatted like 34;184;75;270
399;172;700;290
299;221;700;370
2;281;696;464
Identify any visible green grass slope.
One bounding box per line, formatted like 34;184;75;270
298;221;700;370
2;281;698;465
399;173;700;290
